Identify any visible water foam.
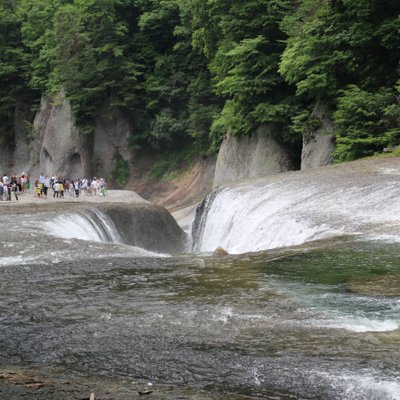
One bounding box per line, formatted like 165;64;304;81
194;174;400;253
195;184;342;253
318;370;400;400
0;254;46;267
317;317;399;333
0;255;25;266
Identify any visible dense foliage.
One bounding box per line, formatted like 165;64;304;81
280;0;400;159
0;0;399;161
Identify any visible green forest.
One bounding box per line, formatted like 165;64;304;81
1;0;399;162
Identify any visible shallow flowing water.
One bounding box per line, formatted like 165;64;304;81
1;215;400;399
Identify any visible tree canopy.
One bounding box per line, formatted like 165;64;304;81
0;0;399;161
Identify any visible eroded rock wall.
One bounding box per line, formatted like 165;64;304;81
29;92;134;183
213;124;296;188
1;103;32;176
301;102;335;170
3;93;336;205
31;92;91;179
92;110;134;183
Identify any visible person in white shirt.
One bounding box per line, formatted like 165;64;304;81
53;181;60;198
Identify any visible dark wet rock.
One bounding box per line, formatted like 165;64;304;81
0;197;186;255
102;203;187;254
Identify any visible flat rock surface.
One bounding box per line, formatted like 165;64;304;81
0;190;148;213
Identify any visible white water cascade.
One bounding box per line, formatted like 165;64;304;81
44;209;123;243
193;164;400;254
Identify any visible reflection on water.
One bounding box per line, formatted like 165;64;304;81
1;238;400;399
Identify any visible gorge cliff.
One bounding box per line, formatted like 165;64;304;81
1;91;337;208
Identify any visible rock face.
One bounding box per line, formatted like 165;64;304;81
213;124;296;188
0;103;32;176
92;110;134;184
13;105;31;175
301;102;336;170
32;92;91;179
30;92;134;183
103;203;187;253
3;92;336;204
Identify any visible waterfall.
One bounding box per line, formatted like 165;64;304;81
192;167;400;254
192;189;221;252
44;209;123;243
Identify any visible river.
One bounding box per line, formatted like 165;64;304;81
1;159;400;399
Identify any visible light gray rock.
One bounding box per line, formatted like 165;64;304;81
301;102;335;170
31;92;91;179
213;124;295;188
29;93;134;183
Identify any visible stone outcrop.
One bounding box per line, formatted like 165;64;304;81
213;124;295;188
30;92;134;183
31;92;91;179
301;102;335;170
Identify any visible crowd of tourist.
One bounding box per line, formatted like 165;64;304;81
0;173;107;201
